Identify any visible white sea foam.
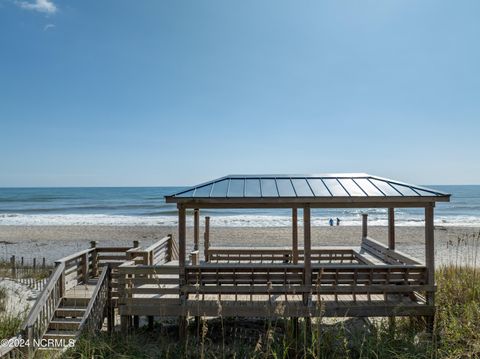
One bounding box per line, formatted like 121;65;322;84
1;213;480;227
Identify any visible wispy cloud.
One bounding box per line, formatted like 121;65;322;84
16;0;57;14
43;23;55;31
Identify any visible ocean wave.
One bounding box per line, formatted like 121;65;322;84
1;214;480;227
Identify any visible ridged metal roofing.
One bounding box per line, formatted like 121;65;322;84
166;174;450;200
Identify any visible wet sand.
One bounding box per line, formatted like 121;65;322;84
0;225;478;266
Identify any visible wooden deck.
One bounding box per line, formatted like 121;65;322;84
118;238;434;323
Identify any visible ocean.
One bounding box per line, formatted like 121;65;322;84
0;185;479;227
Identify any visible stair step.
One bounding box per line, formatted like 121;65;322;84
49;318;82;330
55;307;86;318
62;297;90;306
43;330;77;341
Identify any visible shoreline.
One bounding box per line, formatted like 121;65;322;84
0;225;478;265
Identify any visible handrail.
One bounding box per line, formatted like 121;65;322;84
22;262;65;330
143;235;170;253
0;335;22;358
78;265;111;335
55;248;94;264
13;261;66;357
170;236;179;260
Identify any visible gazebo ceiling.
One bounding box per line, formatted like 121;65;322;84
165;173;450;207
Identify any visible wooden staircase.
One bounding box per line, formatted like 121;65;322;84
1;237;177;359
42;282;95;343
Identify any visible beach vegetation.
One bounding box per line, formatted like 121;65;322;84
63;233;480;359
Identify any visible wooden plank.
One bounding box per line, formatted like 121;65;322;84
96;247;132;252
56;249;94;264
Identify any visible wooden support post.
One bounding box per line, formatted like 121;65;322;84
292;208;298;264
42;257;46;269
425;204;435;333
204;216;210;262
388;208;395;250
303;205;311;305
33;258;36;270
362;213;368;239
148;316;154;330
194;208;200;251
90;241;98;277
178;204;188;339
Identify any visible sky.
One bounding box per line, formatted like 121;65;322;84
1;0;479;187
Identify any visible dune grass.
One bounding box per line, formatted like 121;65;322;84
64;262;480;358
65;233;480;358
0;287;24;340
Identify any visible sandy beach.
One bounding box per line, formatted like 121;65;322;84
0;225;478;266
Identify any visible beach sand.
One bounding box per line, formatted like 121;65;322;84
0;225;479;266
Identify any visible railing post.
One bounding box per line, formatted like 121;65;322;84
119;268;129;334
167;234;173;262
90;241;98;277
56;261;65;298
27;325;34;358
83;252;89;283
190;251;199;265
362;213;368;239
204;216;210;262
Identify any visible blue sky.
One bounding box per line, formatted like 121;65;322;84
1;0;479;186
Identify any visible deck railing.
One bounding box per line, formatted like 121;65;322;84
140;235;177;265
206;247;372;264
0;336;23;359
22;261;66;356
78;266;111;335
361;237;421;265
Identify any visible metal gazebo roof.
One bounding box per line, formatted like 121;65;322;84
165;173;450;207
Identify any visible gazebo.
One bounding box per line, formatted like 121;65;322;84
118;173;450;335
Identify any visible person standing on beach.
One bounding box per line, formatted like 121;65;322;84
336;217;341;226
329;218;334;226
